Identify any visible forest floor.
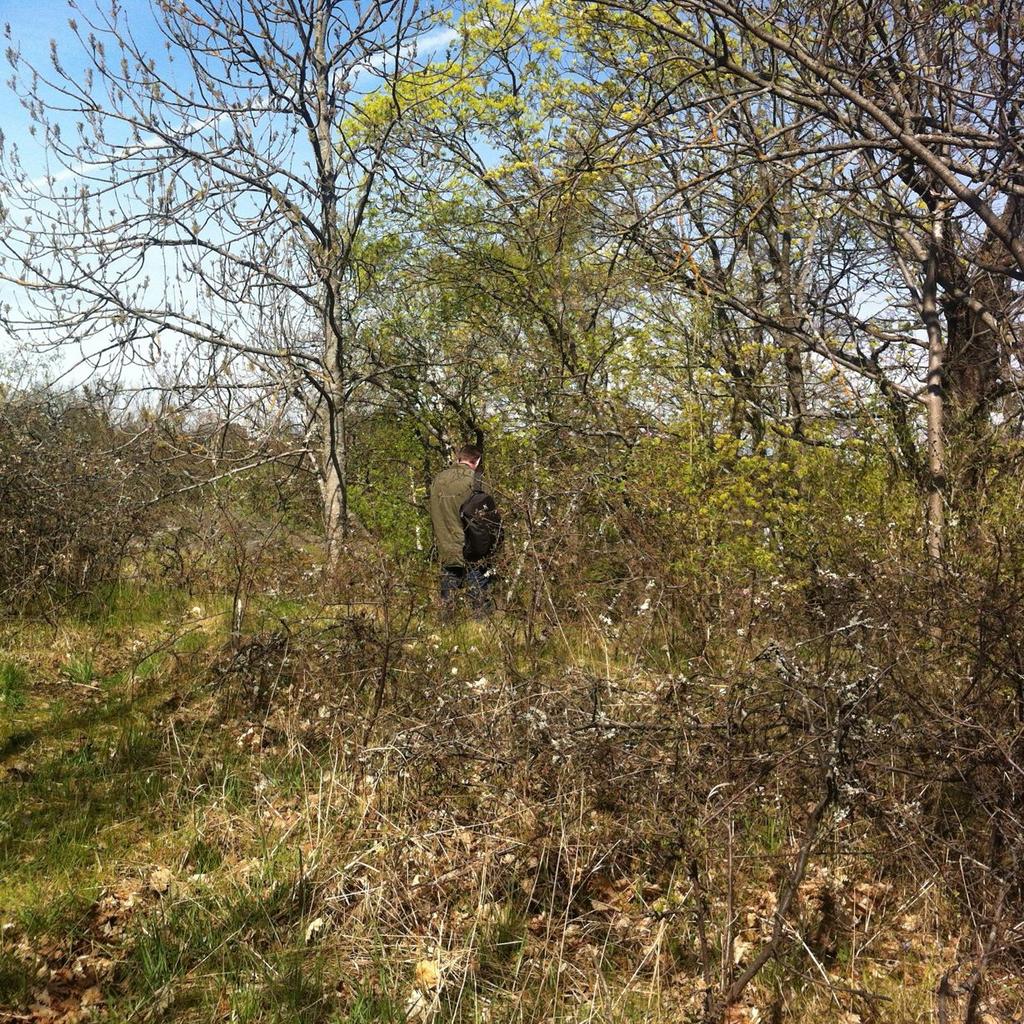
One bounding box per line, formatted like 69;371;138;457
0;586;1020;1024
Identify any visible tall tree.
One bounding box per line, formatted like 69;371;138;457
0;0;435;564
583;0;1024;558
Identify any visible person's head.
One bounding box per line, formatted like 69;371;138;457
456;443;482;470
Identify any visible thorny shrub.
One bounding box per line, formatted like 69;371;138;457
0;390;157;612
184;426;1024;1020
187;540;1024;1021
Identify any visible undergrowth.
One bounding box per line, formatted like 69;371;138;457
0;577;1022;1024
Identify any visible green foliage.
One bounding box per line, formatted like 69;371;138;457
1;0;1023;1017
348;416;431;559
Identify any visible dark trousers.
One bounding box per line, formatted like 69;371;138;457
440;563;494;614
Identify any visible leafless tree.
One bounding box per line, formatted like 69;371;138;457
0;0;439;564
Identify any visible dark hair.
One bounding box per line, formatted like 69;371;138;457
457;443;483;463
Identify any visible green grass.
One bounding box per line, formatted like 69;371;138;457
71;582;191;628
0;616;188;977
64;652;98;687
13;881;101;942
475;904;527;982
264;751;314;797
335;986;406;1024
740;803;790;858
0;592;381;1022
250;595;313;627
120;861;320;1015
0;717;165;882
0;660;27;712
185;834;225;874
0;945;33;1008
176;629;211;656
133;650;166;681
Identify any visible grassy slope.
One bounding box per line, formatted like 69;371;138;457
0;587;1019;1024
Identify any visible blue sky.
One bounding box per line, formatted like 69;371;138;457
0;0;465;383
1;1;69;147
0;0;166;378
0;0;462;178
2;0;164;163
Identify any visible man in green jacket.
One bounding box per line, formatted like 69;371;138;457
429;443;494;613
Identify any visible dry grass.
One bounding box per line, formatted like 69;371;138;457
0;585;1021;1024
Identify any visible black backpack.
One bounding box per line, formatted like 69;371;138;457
460;486;503;563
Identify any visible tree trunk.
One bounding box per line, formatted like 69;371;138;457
313;4;347;568
321;317;349;568
720;308;764;446
776;228;807;440
939;190;1021;491
923;216;946;567
321;423;347;568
